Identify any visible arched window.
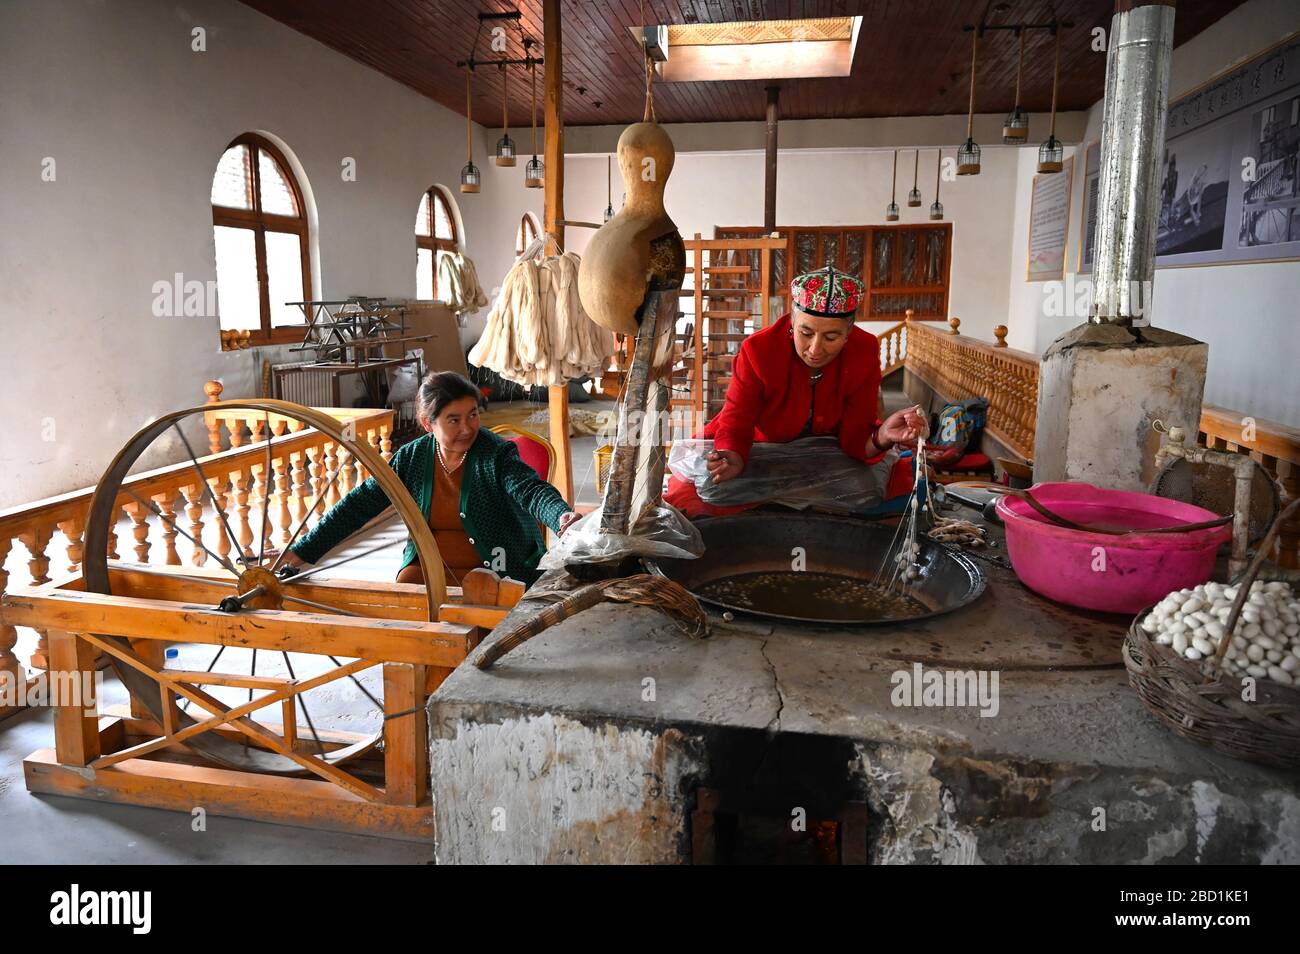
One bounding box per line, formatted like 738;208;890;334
211;134;312;345
416;187;459;299
515;212;541;258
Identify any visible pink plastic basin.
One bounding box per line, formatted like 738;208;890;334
995;482;1231;614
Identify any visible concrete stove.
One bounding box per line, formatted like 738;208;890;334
427;522;1300;864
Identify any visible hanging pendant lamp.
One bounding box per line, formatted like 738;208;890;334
460;69;480;193
494;63;516;167
886;149;900;221
957;28;981;175
1003;28;1029;143
524;58;543;188
603;155;615;222
930;149;945;220
907;149;922;206
1038;26;1064;173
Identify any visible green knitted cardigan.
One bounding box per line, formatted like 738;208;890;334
289;428;569;585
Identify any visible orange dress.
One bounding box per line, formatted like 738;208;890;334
395;461;482;586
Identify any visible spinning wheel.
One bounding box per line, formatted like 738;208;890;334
80;400;445;775
2;400;509;838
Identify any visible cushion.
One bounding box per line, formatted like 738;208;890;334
509;434;551;480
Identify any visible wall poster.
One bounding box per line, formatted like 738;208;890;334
1080;32;1300;269
1027;156;1074;281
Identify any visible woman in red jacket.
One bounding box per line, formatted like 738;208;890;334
665;264;926;518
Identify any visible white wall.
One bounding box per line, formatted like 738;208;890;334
1004;0;1300;425
0;0;508;507
550;144;1023;344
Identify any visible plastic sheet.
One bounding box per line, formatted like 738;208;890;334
538;501;705;569
668;436;898;515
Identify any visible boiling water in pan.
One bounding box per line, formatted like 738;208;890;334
647;513;985;625
696;570;928;622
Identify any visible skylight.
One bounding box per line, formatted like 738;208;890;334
632;16;862;82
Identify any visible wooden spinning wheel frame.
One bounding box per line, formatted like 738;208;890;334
2;400;518;839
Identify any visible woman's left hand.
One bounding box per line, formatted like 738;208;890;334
557;511;581;536
876;405;929;449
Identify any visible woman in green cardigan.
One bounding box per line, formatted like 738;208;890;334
283;372;578;586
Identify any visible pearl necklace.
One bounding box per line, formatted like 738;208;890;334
436;443;464;475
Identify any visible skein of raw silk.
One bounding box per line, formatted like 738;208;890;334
469;252;613;388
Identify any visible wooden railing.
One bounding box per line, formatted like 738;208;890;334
904;316;1040;461
878;317;908;377
1199;405;1299;568
0;388;395;693
202;380;394;457
902;320;1299;567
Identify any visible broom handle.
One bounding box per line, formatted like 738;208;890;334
1209;495;1300;674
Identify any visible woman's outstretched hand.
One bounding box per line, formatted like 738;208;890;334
875;405;929;450
706;449;745;484
557;511;581;536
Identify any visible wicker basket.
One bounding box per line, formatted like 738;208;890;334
1123;608;1300;770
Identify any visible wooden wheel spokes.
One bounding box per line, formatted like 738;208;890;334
76;399;448;776
83;632;383;801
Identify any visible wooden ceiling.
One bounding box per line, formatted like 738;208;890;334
240;0;1248;127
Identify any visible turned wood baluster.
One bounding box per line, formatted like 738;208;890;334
353;431;368;483
323;442;341;507
1015;367;1032;456
180;483;207;566
379;424;393;464
124;501;151;563
232;467;254;560
155;490;181;565
19;526;52;586
19;526;53;669
273;451;293;547
204;380;224;455
306;445;325;521
57;517;85;574
251;462;272;556
227;416;245;449
337;444;356;498
208;476;232;566
289;451;309;532
1007;361;1025;450
106;505;120;561
0;538;25;695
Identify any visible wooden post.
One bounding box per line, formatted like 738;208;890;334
383;662;428;806
543;0;574;505
764;86;779;234
49;630;99;767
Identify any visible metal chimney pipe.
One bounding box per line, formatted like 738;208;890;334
1089;0;1176;328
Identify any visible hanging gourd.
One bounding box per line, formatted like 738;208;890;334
578;54;684;336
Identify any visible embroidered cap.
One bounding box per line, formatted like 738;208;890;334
790;264;863;319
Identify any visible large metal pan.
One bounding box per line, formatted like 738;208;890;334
646;511;985;625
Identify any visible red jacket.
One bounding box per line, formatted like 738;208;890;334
705;313;886;465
